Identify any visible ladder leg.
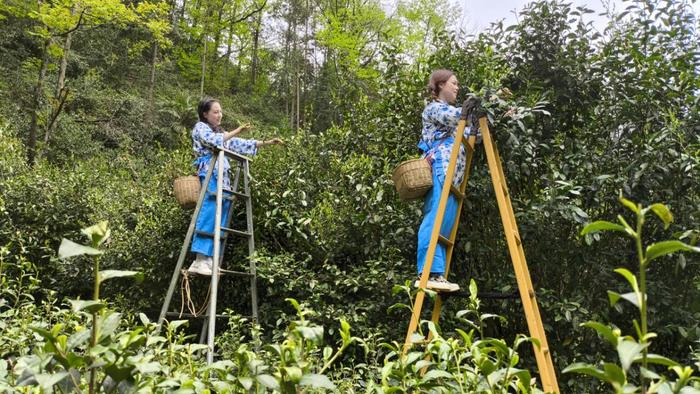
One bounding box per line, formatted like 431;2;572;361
216;164;240;269
158;156;217;329
429;134;478;334
404;118;469;352
442;134;477;279
206;150;226;364
243;160;258;323
199;310;209;344
479;117;559;393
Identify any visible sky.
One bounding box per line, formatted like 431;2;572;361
454;0;700;33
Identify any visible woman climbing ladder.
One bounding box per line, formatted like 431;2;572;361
415;69;475;292
187;97;282;275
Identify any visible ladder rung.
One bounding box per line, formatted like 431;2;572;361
219;268;254;277
449;185;465;200
206;190;250;199
205;191;236;201
437;235;453;247
195;229;251;238
165;311;229;319
501;182;509;197
230;190;249;199
221;227;252;237
441;290;520;300
218;146;251;162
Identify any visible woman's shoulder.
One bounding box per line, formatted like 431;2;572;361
423;100;452;115
193;121;212;133
423;100;438;113
424;100;440;109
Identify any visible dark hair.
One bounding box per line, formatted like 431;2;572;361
427;69;455;99
197;97;220;122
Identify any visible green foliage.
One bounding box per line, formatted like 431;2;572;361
565;198;700;393
1;226;542;392
315;0;388;81
378;280;539;393
0;224;364;392
1;0;700;392
29;0;138;39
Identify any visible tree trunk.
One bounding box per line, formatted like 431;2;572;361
300;0;309;131
250;11;262;91
199;3;208;96
179;0;187;24
224;26;232;82
283;12;292;125
146;41;158;126
291;16;298;131
28;38;50;166
200;38;207;96
169;0;179;26
211;2;225;85
43;30;72;145
56;31;71;98
296;71;300;131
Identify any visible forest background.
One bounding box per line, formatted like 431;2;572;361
0;0;699;392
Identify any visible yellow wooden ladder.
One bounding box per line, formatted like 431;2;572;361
404;99;560;393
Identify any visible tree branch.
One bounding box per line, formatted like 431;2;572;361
54;9;86;37
44;87;70;144
227;0;267;25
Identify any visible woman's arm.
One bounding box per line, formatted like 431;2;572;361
255;138;283;148
223;123;252;141
223;137;282;156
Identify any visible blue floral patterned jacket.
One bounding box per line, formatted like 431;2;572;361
418;100;470;187
192;121;258;190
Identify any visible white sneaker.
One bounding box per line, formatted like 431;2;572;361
414;275;460;292
187;256;213;276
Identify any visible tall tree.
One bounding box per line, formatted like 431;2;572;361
19;0;140;165
135;1;172;125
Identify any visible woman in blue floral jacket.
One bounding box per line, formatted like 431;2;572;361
188;97;281;275
415;69;470;292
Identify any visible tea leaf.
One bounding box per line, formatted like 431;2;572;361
563;363;606;380
648;203;673;229
300;373;336;389
98;270;144;283
58;239;103;259
581;220;627;235
81;220;110;246
617;339;646;372
646;241;700;263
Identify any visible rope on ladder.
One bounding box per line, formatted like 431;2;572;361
179;270;211;318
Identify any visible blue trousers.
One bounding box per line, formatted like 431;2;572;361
191;175;232;257
416;170;458;275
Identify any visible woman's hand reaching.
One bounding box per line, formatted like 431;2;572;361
256;138;284;148
223;123;252;141
230;122;252;136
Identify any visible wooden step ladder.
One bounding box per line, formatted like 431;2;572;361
404;98;560;393
158;146;258;364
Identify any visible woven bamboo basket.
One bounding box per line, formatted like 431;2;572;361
173;176;200;209
392;158;432;200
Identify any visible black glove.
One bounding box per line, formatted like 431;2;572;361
462;96;480;112
461;95;485;120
